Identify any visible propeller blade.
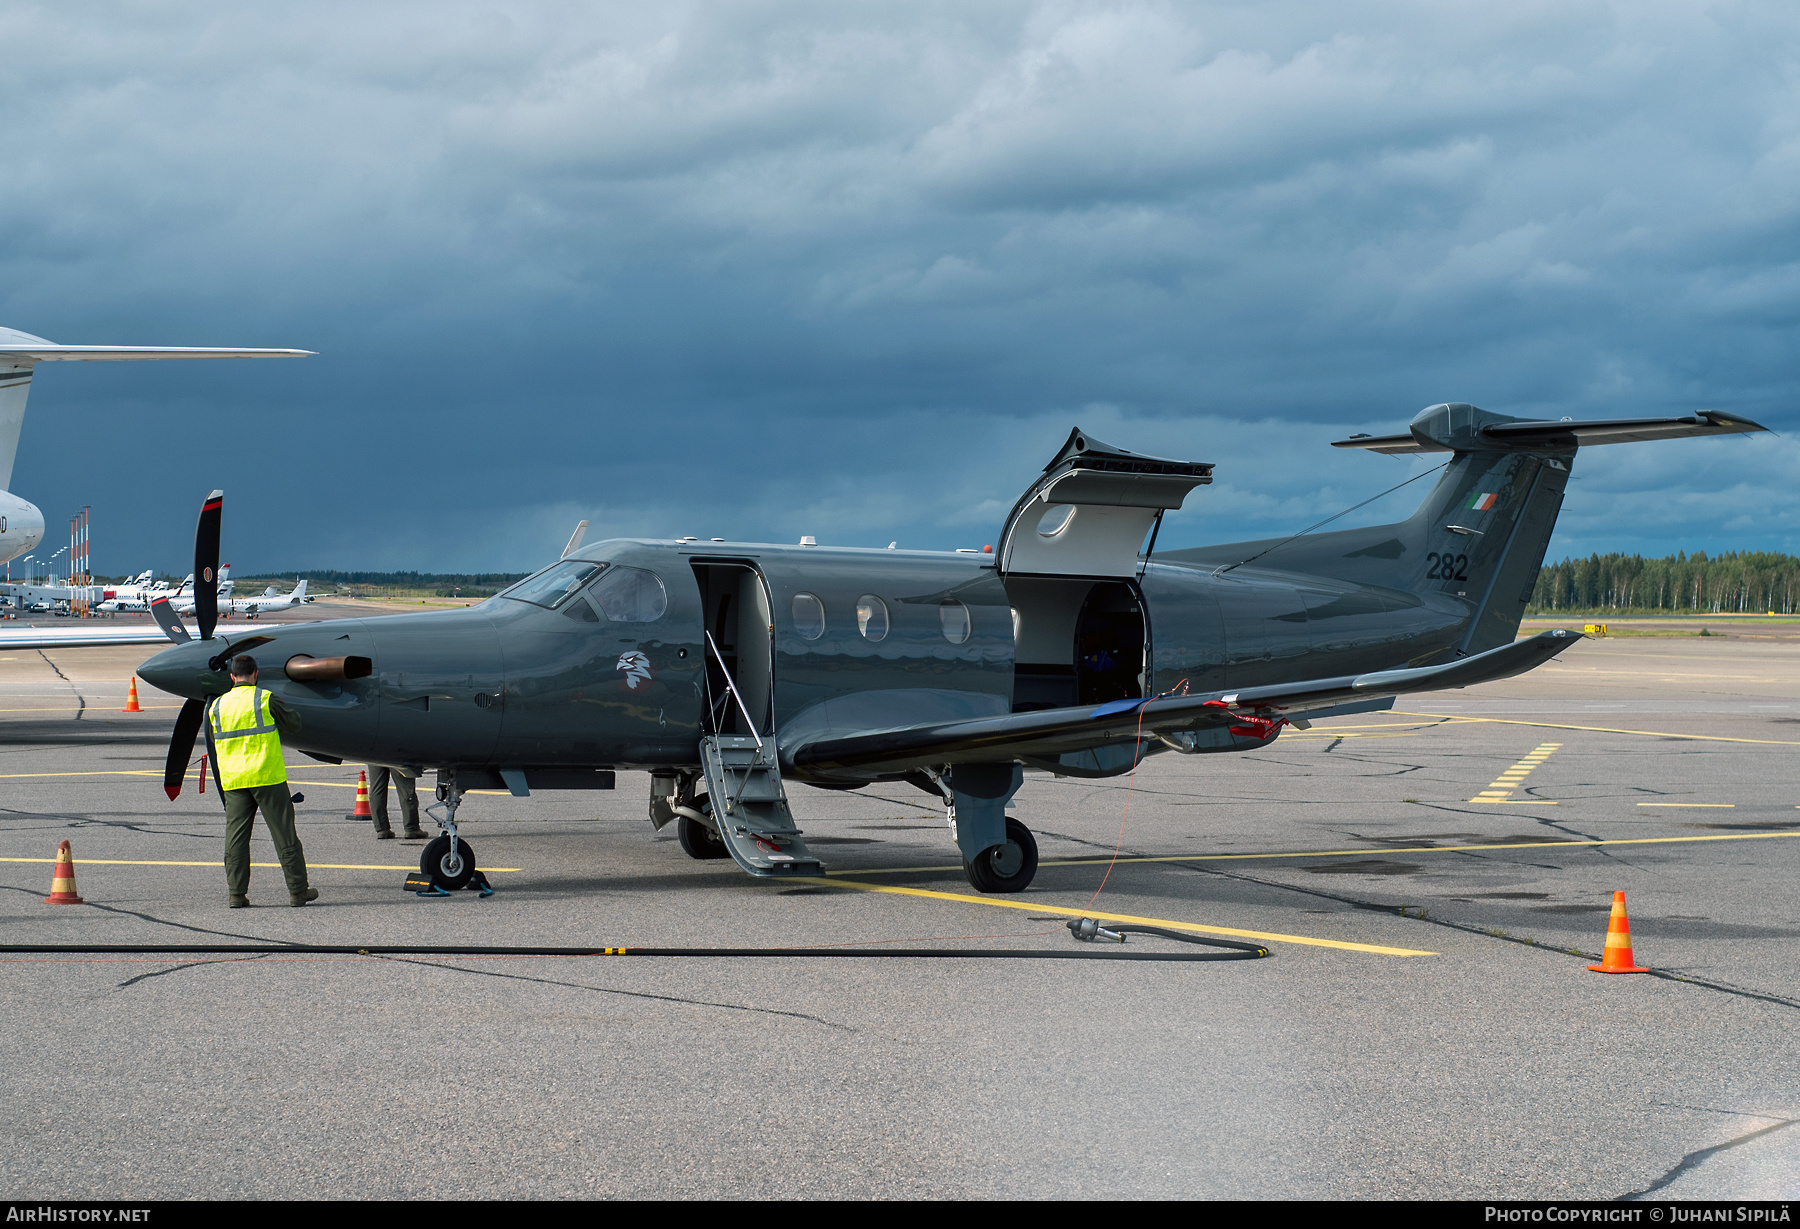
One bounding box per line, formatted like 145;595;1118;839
148;596;191;643
164;697;206;800
194;489;222;641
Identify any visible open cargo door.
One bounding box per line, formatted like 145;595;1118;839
996;428;1213;579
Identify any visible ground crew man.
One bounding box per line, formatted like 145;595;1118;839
208;654;316;908
367;764;426;840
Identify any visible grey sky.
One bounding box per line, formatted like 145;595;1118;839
4;1;1797;574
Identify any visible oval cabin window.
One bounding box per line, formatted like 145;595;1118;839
587;566;668;622
1037;504;1076;537
792;592;825;640
939;599;971;644
856;595;888;642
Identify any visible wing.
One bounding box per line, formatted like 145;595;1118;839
0;345;312;361
0;623;191;649
789;629;1581;777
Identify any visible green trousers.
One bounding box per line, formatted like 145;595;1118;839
223;783;309;897
368;765;421;834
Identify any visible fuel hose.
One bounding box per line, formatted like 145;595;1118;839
0;927;1269;963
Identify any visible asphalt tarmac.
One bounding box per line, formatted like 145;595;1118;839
2;624;1797;1199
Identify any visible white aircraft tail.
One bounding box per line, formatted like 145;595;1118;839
218;564;233;598
291;578;307;601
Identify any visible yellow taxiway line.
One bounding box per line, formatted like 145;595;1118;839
830;829;1800;878
0;856;520;872
822;876;1436;957
1393;711;1800;747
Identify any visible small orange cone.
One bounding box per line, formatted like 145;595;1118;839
1587;890;1649;974
123;677;142;713
347;769;372;820
43;840;84;905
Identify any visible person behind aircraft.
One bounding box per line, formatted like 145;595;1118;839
366;765;425;841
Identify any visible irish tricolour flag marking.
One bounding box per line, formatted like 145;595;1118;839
1467;492;1499;511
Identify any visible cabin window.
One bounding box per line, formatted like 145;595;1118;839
856;594;888;642
1037;504;1076;537
499;560;602;610
587;566;668;622
939;599;971;644
792;592;825;640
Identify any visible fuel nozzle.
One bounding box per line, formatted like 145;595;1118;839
1067;917;1126;943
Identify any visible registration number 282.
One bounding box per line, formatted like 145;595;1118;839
1426;552;1470;581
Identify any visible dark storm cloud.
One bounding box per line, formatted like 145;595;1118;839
3;1;1798;573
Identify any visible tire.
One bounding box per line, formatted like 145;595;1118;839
963;816;1039;894
421;835;476;890
678;801;729;860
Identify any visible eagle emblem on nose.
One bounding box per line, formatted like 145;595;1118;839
616;651;653;690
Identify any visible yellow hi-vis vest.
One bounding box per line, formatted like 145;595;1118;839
208;685;287;790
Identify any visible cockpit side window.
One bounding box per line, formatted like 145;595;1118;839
499;561;604;610
587;566;668;622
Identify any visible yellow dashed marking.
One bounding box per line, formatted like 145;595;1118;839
1469;742;1561;803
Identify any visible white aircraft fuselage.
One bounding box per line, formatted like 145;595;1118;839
0;487;44;566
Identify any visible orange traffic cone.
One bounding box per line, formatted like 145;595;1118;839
43;840;84;904
347;769;372;821
1587;890;1649;974
123;677;142;712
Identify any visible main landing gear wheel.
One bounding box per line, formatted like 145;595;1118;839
964;816;1038;894
421;835;477;890
678;801;729;860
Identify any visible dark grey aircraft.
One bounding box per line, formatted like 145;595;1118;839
135;403;1765;894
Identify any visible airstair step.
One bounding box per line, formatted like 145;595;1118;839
698;735;823;878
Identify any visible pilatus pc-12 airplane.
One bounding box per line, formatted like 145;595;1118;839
113;402;1761;896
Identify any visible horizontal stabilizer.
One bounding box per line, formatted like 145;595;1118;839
1333;408;1766;454
790;629;1582;776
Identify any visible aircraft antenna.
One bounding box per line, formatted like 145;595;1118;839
1211;461;1449;579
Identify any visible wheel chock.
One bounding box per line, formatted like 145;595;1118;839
402;870;493;897
403;872;450;896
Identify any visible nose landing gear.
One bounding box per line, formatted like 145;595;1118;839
423;771;479;890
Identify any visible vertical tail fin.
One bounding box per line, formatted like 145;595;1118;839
1331;402;1766;654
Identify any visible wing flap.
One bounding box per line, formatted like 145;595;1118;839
790;629;1582;775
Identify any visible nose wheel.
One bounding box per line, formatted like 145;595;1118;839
423;772;478;889
421;835;476;890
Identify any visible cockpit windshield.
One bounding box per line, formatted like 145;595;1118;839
497;560;604;610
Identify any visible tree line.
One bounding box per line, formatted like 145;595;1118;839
1528;551;1800;614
